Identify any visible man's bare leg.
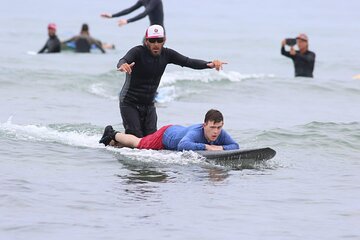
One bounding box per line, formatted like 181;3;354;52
99;125;141;148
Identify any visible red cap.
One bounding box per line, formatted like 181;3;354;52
48;23;57;30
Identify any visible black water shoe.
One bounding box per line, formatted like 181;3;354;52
99;125;115;146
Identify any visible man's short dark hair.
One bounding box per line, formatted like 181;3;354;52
204;109;223;123
81;23;89;32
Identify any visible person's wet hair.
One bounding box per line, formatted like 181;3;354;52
81;23;89;32
204;109;223;123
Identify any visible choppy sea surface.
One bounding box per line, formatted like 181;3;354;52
1;0;360;239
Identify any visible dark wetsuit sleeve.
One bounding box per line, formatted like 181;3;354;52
111;1;142;18
38;42;47;54
88;36;106;53
126;0;161;23
167;48;210;69
281;46;294;59
117;46;140;68
62;36;77;44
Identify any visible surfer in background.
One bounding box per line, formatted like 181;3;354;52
281;33;316;78
99;109;239;151
116;25;227;138
62;23;107;53
100;0;164;27
38;23;61;54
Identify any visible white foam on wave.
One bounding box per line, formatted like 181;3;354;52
160;70;275;86
86;70;274;103
0;117;100;149
109;147;205;165
155;71;275;103
0;117;205;165
155;86;177;103
88;83;118;100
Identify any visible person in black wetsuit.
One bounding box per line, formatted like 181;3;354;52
281;33;316;78
101;0;164;27
116;25;227;138
62;24;106;53
38;23;61;54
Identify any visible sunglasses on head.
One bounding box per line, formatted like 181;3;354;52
147;38;164;43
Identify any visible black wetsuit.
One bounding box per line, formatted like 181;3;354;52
281;47;316;78
111;0;164;26
38;35;61;53
117;45;210;137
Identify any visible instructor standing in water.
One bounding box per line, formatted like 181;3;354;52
117;25;227;138
101;0;164;27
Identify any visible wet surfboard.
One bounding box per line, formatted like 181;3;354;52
61;42;97;51
196;147;276;169
61;42;115;51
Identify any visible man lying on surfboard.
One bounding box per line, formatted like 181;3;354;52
99;109;239;151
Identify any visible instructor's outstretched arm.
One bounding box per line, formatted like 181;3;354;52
100;2;142;19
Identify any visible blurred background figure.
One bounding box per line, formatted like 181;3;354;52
62;23;106;53
281;33;316;78
352;74;360;79
38;23;61;54
101;0;164;27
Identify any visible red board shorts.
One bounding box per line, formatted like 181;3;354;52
137;125;172;150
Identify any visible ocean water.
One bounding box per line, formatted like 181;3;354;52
1;0;360;239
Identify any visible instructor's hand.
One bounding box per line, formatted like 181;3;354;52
100;13;112;18
118;19;128;27
207;60;227;71
118;62;135;74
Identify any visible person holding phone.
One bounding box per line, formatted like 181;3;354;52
281;33;316;78
115;25;227;138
